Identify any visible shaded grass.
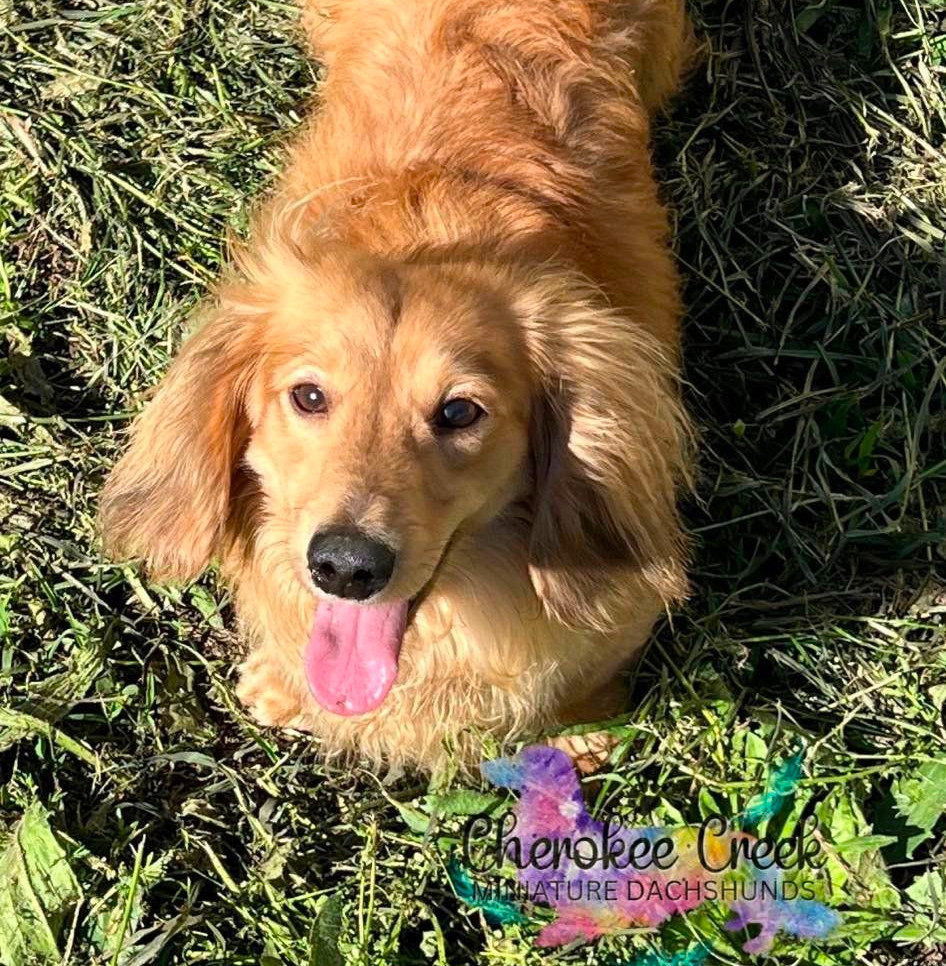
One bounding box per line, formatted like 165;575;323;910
1;0;944;964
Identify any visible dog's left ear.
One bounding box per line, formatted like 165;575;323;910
99;297;259;583
523;291;691;630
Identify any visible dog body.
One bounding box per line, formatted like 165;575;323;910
102;0;693;769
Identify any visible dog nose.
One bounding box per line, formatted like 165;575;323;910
307;527;396;601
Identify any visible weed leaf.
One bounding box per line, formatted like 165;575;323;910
0;801;81;966
425;790;501;817
891;760;946;857
308;895;344;966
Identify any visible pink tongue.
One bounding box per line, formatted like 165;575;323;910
304;598;409;716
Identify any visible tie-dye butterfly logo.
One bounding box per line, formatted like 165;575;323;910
454;745;841;953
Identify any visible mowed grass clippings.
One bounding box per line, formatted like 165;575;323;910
0;0;944;964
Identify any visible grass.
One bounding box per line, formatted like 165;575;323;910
0;0;944;963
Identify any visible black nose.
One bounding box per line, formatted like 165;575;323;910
307;527;396;601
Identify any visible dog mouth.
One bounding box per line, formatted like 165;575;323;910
302;540;453;718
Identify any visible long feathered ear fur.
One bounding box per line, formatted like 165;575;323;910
521;277;692;630
99;300;258;582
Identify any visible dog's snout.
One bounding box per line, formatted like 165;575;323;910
307;527;396;601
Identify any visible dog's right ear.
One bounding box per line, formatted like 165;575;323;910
99;300;258;582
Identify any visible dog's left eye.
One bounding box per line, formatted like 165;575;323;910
435;397;484;431
290;383;328;415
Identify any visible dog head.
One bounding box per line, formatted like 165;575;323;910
100;239;688;715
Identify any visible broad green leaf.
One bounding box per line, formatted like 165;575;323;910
893;870;946;942
657;798;687;827
728;729;770;816
730;729;768;772
308;895;344;966
426;790;501;817
0;594;10;640
891;760;946;858
809;787;900;911
0;645;104;768
21;640;105;721
835;834;897;857
928;683;946;712
188;585;224;629
0;801;81;966
907;869;945;908
796;1;835;33
392;800;430;834
811;910;895;949
0;706;99;766
891;920;946;942
0;640;104;761
697;787;721;821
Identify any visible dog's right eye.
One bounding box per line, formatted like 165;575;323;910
435;397;484;431
290;383;327;415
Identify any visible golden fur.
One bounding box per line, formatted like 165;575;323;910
100;0;695;770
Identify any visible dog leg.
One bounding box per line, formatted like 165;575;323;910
235;651;308;729
548;676;626;774
548;730;620;775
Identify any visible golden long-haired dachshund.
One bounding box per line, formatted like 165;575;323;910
101;0;695;771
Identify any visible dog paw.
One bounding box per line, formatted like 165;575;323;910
547;730;619;775
236;658;307;728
